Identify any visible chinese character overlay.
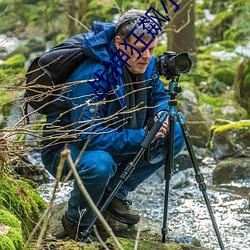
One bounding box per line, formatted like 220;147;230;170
87;0;180;100
126;26;154;53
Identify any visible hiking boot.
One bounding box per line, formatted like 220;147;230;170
105;196;140;225
61;213;97;243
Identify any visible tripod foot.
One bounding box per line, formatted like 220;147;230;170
161;227;168;243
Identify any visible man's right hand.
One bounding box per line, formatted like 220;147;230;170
154;112;169;139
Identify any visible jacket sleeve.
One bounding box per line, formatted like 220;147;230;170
65;61;146;156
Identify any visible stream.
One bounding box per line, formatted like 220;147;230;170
38;155;250;250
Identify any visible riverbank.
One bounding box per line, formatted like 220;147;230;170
38;155;250;250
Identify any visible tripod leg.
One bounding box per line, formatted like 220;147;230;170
162;114;175;243
177;112;225;250
81;112;168;240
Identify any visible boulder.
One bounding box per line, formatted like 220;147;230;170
42;202;211;250
179;100;211;148
213;157;250;184
209;120;250;160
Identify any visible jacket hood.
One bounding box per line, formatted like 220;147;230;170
82;21;116;63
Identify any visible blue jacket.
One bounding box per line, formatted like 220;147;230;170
44;21;170;156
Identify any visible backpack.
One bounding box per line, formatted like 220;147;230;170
24;34;87;115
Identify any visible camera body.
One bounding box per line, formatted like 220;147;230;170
156;51;192;79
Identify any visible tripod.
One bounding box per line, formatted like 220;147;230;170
162;77;225;249
82;77;225;249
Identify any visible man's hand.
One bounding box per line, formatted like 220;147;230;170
154;111;169;139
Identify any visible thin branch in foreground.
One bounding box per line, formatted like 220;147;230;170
134;220;142;250
22;153;65;249
68;14;90;31
93;225;110;250
62;148;124;250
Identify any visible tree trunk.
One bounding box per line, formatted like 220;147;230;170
78;0;88;20
67;0;77;36
167;0;196;63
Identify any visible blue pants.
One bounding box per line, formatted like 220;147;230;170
41;123;185;226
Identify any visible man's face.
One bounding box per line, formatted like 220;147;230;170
115;36;157;74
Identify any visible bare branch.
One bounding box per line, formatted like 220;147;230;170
63;148;124;250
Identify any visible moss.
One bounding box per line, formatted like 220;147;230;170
199;91;248;122
0;54;26;86
217;40;237;52
0;235;16;250
7;228;24;249
0;175;47;239
0;209;21;229
1;54;25;69
199;95;224;107
213;120;250;133
213;67;235;86
0;209;24;249
106;237;208;250
209;120;250;151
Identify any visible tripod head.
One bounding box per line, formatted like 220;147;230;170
168;76;182;100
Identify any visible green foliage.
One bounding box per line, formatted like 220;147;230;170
234;58;250;116
213;67;235;86
199;95;224;108
199;91;248;121
0;54;26;86
1;54;25;69
154;44;167;57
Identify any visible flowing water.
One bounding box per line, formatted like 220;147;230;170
38;156;250;250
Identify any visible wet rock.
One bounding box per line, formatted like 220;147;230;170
170;168;193;189
179;100;211;148
213;157;250;184
45;202;210;250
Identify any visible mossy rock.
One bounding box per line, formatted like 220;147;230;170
213;157;250;184
0;174;47;239
107;237;210;250
28;237;211;250
44;202;211;250
209;120;250;160
0;209;24;250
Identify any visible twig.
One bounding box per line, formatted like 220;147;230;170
134;220;142;250
22;154;65;249
61;148;124;250
93;225;110;250
68;14;90;31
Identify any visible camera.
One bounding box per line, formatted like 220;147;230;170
156;51;192;79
